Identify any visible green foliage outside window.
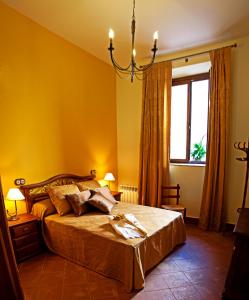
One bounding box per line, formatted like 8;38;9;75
191;138;206;161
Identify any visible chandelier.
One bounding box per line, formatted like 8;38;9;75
108;0;158;82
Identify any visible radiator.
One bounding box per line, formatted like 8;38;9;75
119;185;138;204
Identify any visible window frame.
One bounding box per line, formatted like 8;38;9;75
170;72;210;164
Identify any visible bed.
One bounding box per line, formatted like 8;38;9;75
21;174;186;292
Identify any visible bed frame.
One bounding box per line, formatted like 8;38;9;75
20;174;186;292
20;173;95;213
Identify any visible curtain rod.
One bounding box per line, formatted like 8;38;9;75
159;43;237;63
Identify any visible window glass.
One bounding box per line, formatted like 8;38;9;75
190;80;209;162
170;84;188;160
170;73;209;163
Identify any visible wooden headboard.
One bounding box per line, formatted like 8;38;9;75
20;173;95;213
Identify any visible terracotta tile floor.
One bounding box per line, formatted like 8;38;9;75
19;224;233;300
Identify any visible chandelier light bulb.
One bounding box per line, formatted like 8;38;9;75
153;31;158;40
109;29;114;39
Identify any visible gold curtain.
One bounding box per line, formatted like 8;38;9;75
0;177;24;300
199;47;231;231
138;61;172;207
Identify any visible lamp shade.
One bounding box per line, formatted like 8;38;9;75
104;173;115;181
6;188;25;201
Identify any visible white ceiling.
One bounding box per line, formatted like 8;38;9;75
3;0;249;65
173;62;211;78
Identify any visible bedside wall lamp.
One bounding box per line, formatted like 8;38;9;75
6;188;25;221
104;173;115;190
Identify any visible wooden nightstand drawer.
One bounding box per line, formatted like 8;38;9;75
13;232;39;248
8;213;43;262
16;241;41;261
11;221;37;238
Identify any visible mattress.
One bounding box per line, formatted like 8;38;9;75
42;202;186;291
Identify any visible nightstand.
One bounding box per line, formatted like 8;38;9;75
8;213;42;263
111;191;122;201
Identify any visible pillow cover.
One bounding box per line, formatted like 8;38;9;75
47;184;80;216
31;199;56;219
65;190;91;216
76;180;101;191
88;194;115;214
95;187;117;204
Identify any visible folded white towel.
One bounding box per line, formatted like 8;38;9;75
109;213;147;239
123;213;148;235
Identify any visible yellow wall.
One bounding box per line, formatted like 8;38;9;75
117;37;249;223
116;78;142;186
0;2;117;213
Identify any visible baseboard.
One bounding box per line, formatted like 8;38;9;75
185;217;199;225
185;217;235;232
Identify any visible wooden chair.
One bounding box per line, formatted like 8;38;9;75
161;184;186;219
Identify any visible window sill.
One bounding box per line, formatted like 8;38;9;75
170;163;206;167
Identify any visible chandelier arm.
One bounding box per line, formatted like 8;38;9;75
123;49;157;75
115;68;135;75
138;61;154;72
131;43;157;72
112;64;141;75
110;53;132;72
136;49;157;72
115;69;133;80
108;46;132;71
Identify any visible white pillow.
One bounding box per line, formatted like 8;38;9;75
95;187;117;204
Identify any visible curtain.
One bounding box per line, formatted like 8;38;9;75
138;61;172;207
199;47;231;231
0;177;24;300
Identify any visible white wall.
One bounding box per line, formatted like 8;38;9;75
170;165;205;218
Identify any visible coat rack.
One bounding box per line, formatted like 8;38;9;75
234;139;249;208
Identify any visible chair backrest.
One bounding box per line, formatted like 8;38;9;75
162;184;180;205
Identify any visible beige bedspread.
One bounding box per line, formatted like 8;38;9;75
43;202;186;291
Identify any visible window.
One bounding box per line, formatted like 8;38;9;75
170;73;209;164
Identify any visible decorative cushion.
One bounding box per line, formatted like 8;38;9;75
88;194;115;214
47;184;80;216
31;199;56;219
65;190;91;216
76;180;101;191
95;187;117;204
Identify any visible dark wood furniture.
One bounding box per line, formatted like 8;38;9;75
1;178;25;300
161;184;186;219
8;213;42;263
222;208;249;300
20;173;95;213
111;191;122;201
234;140;249;209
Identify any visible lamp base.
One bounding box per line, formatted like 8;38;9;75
8;215;19;221
6;200;19;221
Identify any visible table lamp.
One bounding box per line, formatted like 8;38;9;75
6;188;25;221
104;172;115;190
